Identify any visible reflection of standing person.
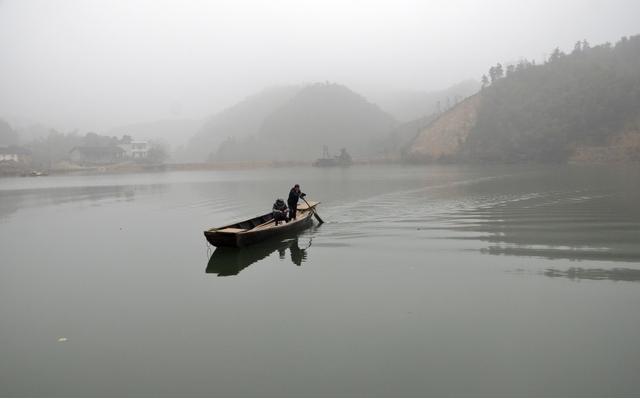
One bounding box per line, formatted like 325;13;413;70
289;238;306;266
287;184;306;220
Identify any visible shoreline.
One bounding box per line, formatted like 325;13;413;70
3;156;638;179
0;157;405;178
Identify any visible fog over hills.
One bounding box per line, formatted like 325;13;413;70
259;83;397;160
106;118;203;150
196;83;397;162
182;80;480;162
2;0;639;137
2;0;640;165
365;79;480;122
185;86;301;161
408;35;640;163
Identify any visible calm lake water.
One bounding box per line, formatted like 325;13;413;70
1;164;639;396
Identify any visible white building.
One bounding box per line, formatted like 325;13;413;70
131;141;149;159
0;146;30;162
119;140;149;159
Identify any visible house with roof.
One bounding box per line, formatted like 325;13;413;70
0;146;31;163
69;146;125;165
118;140;149;159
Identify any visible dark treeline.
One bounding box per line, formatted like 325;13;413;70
0;124;167;169
27;131;128;168
463;35;640;162
0;119;19;146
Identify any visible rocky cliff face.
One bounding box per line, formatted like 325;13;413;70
406;94;480;162
408;97;640;163
406;93;640;164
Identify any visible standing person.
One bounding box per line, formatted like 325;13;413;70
287;184;306;220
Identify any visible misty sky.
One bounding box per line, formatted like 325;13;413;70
1;0;639;132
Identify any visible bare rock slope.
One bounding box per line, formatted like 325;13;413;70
406;94;480;161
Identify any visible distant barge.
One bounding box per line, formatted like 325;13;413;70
313;146;352;167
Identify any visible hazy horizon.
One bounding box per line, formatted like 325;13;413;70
1;0;640;133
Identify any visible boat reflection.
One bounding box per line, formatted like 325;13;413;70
206;232;312;276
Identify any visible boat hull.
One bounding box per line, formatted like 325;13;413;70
204;209;315;248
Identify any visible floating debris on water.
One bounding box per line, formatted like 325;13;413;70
57;337;68;342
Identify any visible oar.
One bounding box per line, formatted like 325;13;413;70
302;196;324;224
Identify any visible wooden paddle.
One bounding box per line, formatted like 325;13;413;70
302;196;324;224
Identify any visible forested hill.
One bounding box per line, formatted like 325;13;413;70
185;86;300;161
409;35;640;163
258;83;396;160
209;83;397;162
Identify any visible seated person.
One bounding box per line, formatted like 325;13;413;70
272;198;289;225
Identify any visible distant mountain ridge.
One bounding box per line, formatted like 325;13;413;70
257;83;396;160
185;86;301;161
188;83;397;162
367;79;480;122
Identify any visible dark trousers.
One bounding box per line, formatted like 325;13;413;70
288;202;297;219
273;211;288;225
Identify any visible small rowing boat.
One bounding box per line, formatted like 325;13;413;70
204;200;320;248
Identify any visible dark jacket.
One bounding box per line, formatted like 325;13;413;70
273;199;288;213
287;188;306;206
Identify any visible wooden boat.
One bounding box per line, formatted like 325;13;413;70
204;201;319;248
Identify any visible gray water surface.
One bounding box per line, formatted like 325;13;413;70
1;164;639;396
